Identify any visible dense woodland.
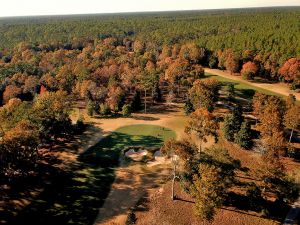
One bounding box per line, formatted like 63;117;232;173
0;7;300;224
0;7;299;59
0;7;299;178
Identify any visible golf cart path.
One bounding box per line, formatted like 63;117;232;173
205;68;300;101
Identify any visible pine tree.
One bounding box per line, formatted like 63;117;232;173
227;83;235;101
232;104;243;131
153;84;162;102
223;115;235;141
223;104;244;141
235;121;253;149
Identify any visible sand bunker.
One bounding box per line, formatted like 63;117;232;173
147;150;169;167
124;148;169;166
125;148;148;161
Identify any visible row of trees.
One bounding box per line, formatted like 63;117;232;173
0;38;298;113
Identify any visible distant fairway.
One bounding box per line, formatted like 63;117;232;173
205;72;286;98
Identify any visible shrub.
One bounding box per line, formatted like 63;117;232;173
87;100;95;116
122;104;132;117
100;103;111;116
126;212;137;225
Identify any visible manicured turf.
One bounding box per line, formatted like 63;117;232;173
6;125;175;225
81;124;176;165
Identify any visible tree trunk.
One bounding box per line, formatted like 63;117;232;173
289;129;294;143
144;88;147;113
171;162;176;201
152;87;154;105
198;140;202;153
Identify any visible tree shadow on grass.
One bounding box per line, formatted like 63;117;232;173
79;132;167;166
1;127;171;225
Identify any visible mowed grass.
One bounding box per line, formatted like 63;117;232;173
6;125;175;225
81;124;176;166
205;72;286;99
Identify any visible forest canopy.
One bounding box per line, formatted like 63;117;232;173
0;7;299;62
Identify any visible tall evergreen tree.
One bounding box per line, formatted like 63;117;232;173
223;104;244;142
235;121;253;149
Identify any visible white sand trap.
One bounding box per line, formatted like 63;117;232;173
154;150;165;161
125;149;148;161
147;150;169;167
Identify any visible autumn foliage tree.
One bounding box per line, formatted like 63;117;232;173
284;104;300;143
191;164;226;223
223;49;239;74
185;108;219;151
2;84;22;104
179;43;204;63
241;61;259;80
279;58;300;82
252;92;268;122
0;120;40;175
258;96;286;156
188;145;236;223
189;78;220;112
31;90;72;140
165;58;189;96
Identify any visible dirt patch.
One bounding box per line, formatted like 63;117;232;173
93;164;172;225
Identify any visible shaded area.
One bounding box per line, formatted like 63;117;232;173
1;124;175;225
